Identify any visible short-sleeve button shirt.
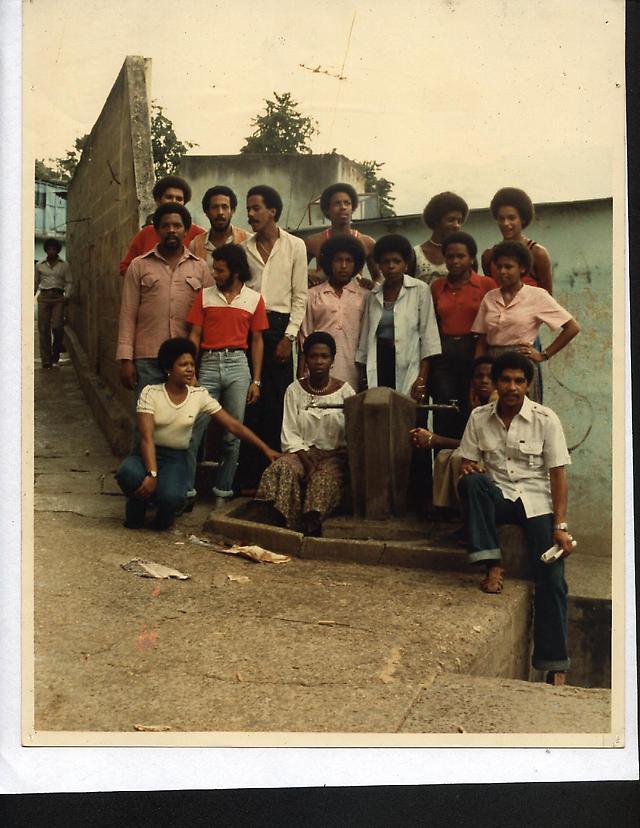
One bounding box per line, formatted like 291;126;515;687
471;284;572;345
431;271;497;336
459;396;571;517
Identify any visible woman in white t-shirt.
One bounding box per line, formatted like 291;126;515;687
116;337;280;530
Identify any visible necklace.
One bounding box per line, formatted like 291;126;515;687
307;377;331;394
428;238;443;248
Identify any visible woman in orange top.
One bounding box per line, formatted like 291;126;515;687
429;232;496;438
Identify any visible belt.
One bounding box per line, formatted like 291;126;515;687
201;347;246;353
39;288;64;294
441;333;477;341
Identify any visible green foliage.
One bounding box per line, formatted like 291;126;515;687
35;158;59;183
35;103;197;184
150;102;197;177
359;159;396;218
241;92;318;154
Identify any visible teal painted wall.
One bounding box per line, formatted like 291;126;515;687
299;198;612;557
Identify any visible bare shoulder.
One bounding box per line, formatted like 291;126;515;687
359;233;376;252
531;242;551;262
305;232;325;255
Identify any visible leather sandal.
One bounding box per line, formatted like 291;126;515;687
481;565;504;594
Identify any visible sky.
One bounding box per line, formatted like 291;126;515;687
23;0;625;215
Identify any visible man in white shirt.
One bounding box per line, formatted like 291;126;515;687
458;351;575;686
237;185;308;489
35;238;72;368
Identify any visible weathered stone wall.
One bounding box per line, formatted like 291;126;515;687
65;56;155;450
179;153;365;232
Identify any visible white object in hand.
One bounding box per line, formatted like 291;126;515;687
540;540;577;564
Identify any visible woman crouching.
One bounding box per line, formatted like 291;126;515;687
255;332;355;535
116;337;280;530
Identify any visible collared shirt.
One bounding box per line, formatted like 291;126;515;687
459;396;571;517
188;226;250;272
116;245;213;361
472;284;572;345
242;228;308;338
355;274;441;396
118;223;206;276
187;283;268;350
35;257;72;294
431;271;497;336
300;278;369;389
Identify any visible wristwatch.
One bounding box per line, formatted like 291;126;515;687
252;379;261;386
554;522;568;531
145;470;158;478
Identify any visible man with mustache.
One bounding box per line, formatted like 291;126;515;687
117;203;213;498
188;185;249;270
457;351;575;687
236;185;308;490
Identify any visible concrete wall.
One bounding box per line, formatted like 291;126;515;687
65;56;155;451
299;200;612;558
179;153;365;232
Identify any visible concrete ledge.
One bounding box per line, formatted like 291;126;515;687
65;326;132;456
380;542;468;572
204;512;303;556
300;537;384;564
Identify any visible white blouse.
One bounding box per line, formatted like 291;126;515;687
413;244;449;285
281;380;356;454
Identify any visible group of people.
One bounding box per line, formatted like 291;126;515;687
108;174;581;686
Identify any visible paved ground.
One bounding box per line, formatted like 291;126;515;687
31;356;611;736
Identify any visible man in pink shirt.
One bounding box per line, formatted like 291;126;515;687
118;175;205;276
117;202;212;396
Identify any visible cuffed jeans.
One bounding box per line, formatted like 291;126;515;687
458;472;569;672
197;349;251;497
115;446;188;529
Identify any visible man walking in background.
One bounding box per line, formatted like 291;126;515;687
35;237;72;368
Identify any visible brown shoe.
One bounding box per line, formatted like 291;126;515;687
481;565;504;594
546;671;567;687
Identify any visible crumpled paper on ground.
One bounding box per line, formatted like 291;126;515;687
187;534;290;563
121;557;190;580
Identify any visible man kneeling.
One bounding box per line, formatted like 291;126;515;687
457;351;575;686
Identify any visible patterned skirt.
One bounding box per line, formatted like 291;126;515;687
487;344;542;403
255;447;348;531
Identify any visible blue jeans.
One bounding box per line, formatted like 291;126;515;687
115;446;188;529
197;349;251;497
134;358;202;496
458;473;569;672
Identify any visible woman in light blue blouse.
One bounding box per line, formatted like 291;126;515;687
355;234;441;399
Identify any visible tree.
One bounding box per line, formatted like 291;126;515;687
240;92;318;154
359;160;396;218
150;102;197;178
35;103;196;184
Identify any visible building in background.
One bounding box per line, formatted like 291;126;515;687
35;178;67;262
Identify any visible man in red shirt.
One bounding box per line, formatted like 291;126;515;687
188;244;268;502
118;175;205;276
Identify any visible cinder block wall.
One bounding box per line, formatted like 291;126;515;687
66;56;155;417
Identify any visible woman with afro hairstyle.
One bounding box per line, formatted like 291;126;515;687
409;191;469;284
481;187;553;294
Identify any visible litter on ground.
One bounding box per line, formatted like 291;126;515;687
121;558;190;580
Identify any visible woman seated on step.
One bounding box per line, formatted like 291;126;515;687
116;337;279;531
254;331;355;535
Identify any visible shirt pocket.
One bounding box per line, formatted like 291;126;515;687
518;439;544;469
478;436;503;467
185;274;203;292
140;273;160;290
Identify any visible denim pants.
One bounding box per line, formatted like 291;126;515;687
133;358;203;496
458;472;569;672
197;349;251;497
115;446;188;529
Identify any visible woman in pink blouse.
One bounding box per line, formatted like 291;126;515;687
298;235;369;390
472;241;580;402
